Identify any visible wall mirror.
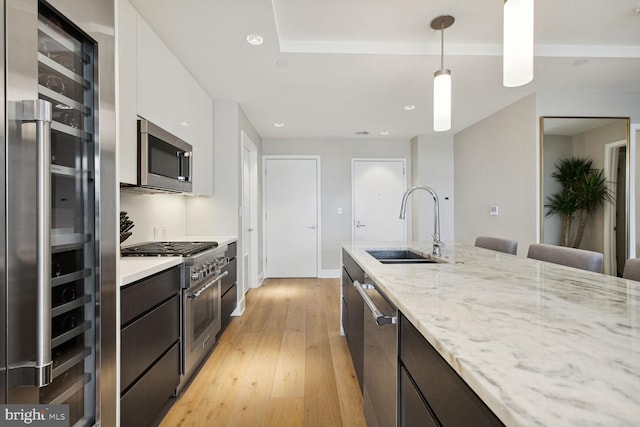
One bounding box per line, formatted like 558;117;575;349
540;116;630;276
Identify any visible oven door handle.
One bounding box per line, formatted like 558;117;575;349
188;270;228;299
354;280;397;326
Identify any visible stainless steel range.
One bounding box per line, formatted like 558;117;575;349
121;241;231;393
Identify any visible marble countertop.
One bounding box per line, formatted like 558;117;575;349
119;235;237;287
343;241;640;427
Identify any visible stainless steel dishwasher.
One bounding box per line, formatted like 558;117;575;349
354;277;398;427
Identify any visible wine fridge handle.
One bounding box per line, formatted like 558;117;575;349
36;99;53;386
17;99;54;386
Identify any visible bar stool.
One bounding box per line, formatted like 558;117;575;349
622;258;640;281
527;243;603;273
474;236;518;255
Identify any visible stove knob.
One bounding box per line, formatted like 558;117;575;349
191;271;199;281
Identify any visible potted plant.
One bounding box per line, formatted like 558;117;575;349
545;157;613;248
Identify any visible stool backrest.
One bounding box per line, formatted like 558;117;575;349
474;236;518;255
527;243;603;273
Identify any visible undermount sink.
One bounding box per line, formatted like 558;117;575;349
366;249;440;264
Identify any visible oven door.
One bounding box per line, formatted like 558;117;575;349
183;272;224;376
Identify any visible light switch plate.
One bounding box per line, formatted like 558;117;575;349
490;205;499;216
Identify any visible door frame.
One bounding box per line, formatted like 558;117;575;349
241;131;259;297
262;155;322;278
603;139;629;275
351;158;407;242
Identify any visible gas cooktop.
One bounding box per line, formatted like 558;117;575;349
121;241;218;257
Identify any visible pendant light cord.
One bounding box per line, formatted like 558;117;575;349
440;22;444;70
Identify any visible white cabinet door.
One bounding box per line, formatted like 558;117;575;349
136;14;191;142
264;158;319;278
117;0;138;185
191;93;213;196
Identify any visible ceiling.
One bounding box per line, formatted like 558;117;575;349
128;0;640;140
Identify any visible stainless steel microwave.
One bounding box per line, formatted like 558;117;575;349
137;117;193;193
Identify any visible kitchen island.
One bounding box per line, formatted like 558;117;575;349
342;241;640;426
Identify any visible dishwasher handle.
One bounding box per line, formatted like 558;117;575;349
353;280;397;326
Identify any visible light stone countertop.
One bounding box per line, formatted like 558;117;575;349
119;235;238;286
342;241;640;427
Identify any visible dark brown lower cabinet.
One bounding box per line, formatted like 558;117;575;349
342;250;365;391
120;265;181;427
400;366;439;427
399;313;504;427
220;244;238;333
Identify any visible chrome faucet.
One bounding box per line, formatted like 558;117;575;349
399;185;442;257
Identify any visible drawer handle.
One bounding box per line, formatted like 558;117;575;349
353;280;397;325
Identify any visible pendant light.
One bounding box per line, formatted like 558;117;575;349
503;0;534;87
430;15;454;132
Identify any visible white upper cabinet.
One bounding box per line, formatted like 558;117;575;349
117;0;138;185
116;2;213;195
192;93;213;196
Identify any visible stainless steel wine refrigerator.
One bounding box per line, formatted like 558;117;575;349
1;0;117;426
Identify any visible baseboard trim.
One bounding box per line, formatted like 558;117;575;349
319;269;340;278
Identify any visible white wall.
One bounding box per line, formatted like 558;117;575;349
410;134;454;243
263;138;411;272
120;191;186;244
454;94;538;254
454;91;640;258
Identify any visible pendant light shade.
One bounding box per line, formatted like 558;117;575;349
430;15;454;132
433;69;451;132
503;0;534;87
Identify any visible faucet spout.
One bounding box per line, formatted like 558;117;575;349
399;185;441;257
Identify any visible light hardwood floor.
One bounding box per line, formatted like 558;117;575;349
159;278;367;427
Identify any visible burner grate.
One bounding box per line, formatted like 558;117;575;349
121;241;218;257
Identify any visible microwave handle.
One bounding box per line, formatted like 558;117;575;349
178;150;193;183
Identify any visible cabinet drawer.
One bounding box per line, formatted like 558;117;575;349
221;258;237;296
121;294;180;392
400;365;439;427
342;249;364;283
221;282;237;332
121;342;179;427
399;313;503;426
121;265;181;326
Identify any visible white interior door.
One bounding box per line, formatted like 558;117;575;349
242;132;259;293
264;157;319;277
353;159;406;242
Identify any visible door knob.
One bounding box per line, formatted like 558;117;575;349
356;221;367;228
307;225;317;230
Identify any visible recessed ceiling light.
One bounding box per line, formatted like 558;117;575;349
274;122;284;128
246;34;264;46
180;121;190;127
380;130;390;135
403;105;415;111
